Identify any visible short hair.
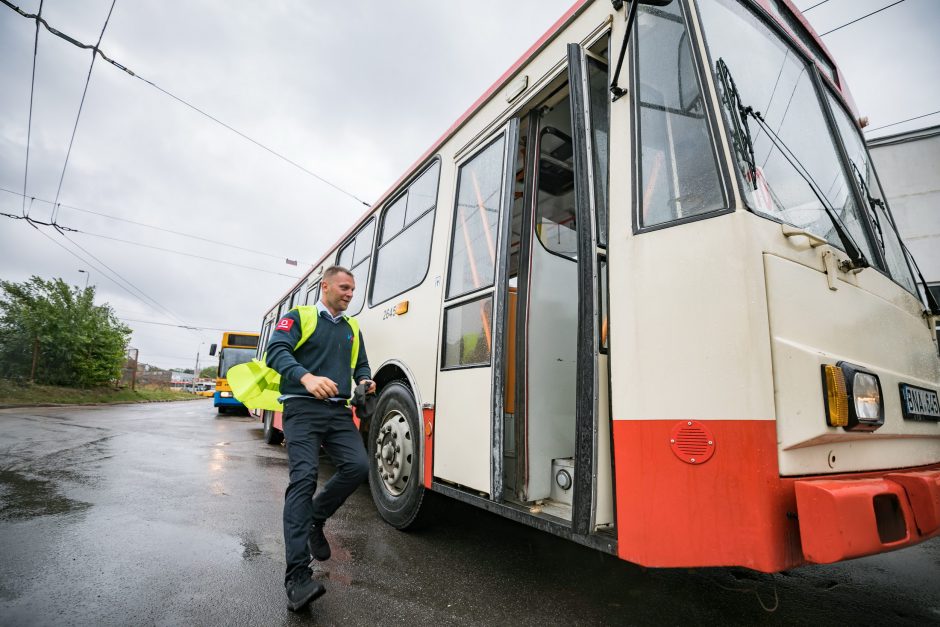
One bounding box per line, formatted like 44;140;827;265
322;265;353;282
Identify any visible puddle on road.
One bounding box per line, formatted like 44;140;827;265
239;535;263;561
0;468;91;521
253;455;288;469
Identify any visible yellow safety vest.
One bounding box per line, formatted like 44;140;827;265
227;306;361;412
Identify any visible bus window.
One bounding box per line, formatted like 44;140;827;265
447;137;506;298
635;0;725;228
442;296;493;368
371;161;441;306
305;282;320;305
587;50;610;247
536;120;578;260
337;219;375;315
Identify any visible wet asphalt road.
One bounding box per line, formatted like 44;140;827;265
0;400;938;626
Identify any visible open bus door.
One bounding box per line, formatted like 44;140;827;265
433;43;613;534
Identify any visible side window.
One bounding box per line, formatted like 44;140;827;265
588;50;610;247
446;137;506;298
304;281;320;306
634;1;725;228
337;219;376;316
276;299;288;321
442;296;493;368
288;287;302;308
258;318;273;358
535;121;578;260
371;161;441;305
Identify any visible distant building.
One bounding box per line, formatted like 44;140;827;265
136;363;171;386
170;371;194;390
868;124;940;303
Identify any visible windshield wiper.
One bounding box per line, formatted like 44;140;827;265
715;58;869;272
851;161;886;256
715;59;759;191
851;161;940;315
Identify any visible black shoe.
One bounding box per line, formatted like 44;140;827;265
308;523;331;561
286;572;326;611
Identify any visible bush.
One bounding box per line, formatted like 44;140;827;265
0;277;131;387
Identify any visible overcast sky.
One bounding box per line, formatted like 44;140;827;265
2;0;938;372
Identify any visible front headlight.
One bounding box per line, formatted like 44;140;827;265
821;362;884;431
853;372;882;420
221;392;233;398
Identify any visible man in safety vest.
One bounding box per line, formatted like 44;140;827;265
265;265;375;611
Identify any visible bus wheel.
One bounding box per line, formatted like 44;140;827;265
368;382;424;529
263;411;283;445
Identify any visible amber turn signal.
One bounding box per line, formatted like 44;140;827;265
395;301;409;315
822;364;849;427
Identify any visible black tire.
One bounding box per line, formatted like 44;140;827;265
368;382;425;529
217;406;227;415
263;410;284;445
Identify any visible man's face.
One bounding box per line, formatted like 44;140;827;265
321;272;355;313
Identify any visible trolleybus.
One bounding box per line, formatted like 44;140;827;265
210;331;259;413
251;0;940;572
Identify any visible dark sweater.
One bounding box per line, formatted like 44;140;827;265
265;308;371;399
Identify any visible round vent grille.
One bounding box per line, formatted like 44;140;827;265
669;420;715;464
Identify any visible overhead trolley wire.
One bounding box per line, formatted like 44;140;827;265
0;0;372;209
802;0;831;12
0;208;304;279
28;224;198;336
820;0;906;36
50;0;117;225
118;318;235;333
0;186;316;267
864;109;940;134
20;0;43;218
77;230;303;279
55;227;191;325
0;204;301;281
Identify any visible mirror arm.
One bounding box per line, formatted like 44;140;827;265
610;0;641;101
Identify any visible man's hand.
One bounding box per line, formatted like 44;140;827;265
300;373;338;399
360;379;376;395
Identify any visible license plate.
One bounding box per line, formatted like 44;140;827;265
899;383;940;421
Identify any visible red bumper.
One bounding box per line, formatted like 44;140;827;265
795;468;940;564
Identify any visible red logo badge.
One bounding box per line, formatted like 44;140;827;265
276;318;294;332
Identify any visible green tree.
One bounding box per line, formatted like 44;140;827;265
0;276;131;386
199;365;217;379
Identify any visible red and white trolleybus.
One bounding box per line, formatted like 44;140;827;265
252;0;940;572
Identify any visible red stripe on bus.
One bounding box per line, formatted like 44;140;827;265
612;419;940;572
423;407;435;489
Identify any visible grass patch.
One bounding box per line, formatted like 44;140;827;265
0;381;200;406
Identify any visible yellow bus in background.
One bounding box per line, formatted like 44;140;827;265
209;332;259;414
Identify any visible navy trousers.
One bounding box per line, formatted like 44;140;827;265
281;398;369;585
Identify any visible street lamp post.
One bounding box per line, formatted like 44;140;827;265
78;269;90;289
193;342;203;393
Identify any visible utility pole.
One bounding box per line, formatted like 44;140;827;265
30;336;39;383
193;343;202;392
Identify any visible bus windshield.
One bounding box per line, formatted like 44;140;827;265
697;0;876;264
219;347;255;378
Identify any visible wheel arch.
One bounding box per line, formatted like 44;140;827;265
372;359;422;408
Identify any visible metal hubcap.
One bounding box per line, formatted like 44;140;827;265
374;409;413;496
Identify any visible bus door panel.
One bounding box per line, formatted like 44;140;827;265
521;93;580;506
566;42;608;534
434;121;519;498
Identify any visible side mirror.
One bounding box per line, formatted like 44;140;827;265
209;343;217;356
